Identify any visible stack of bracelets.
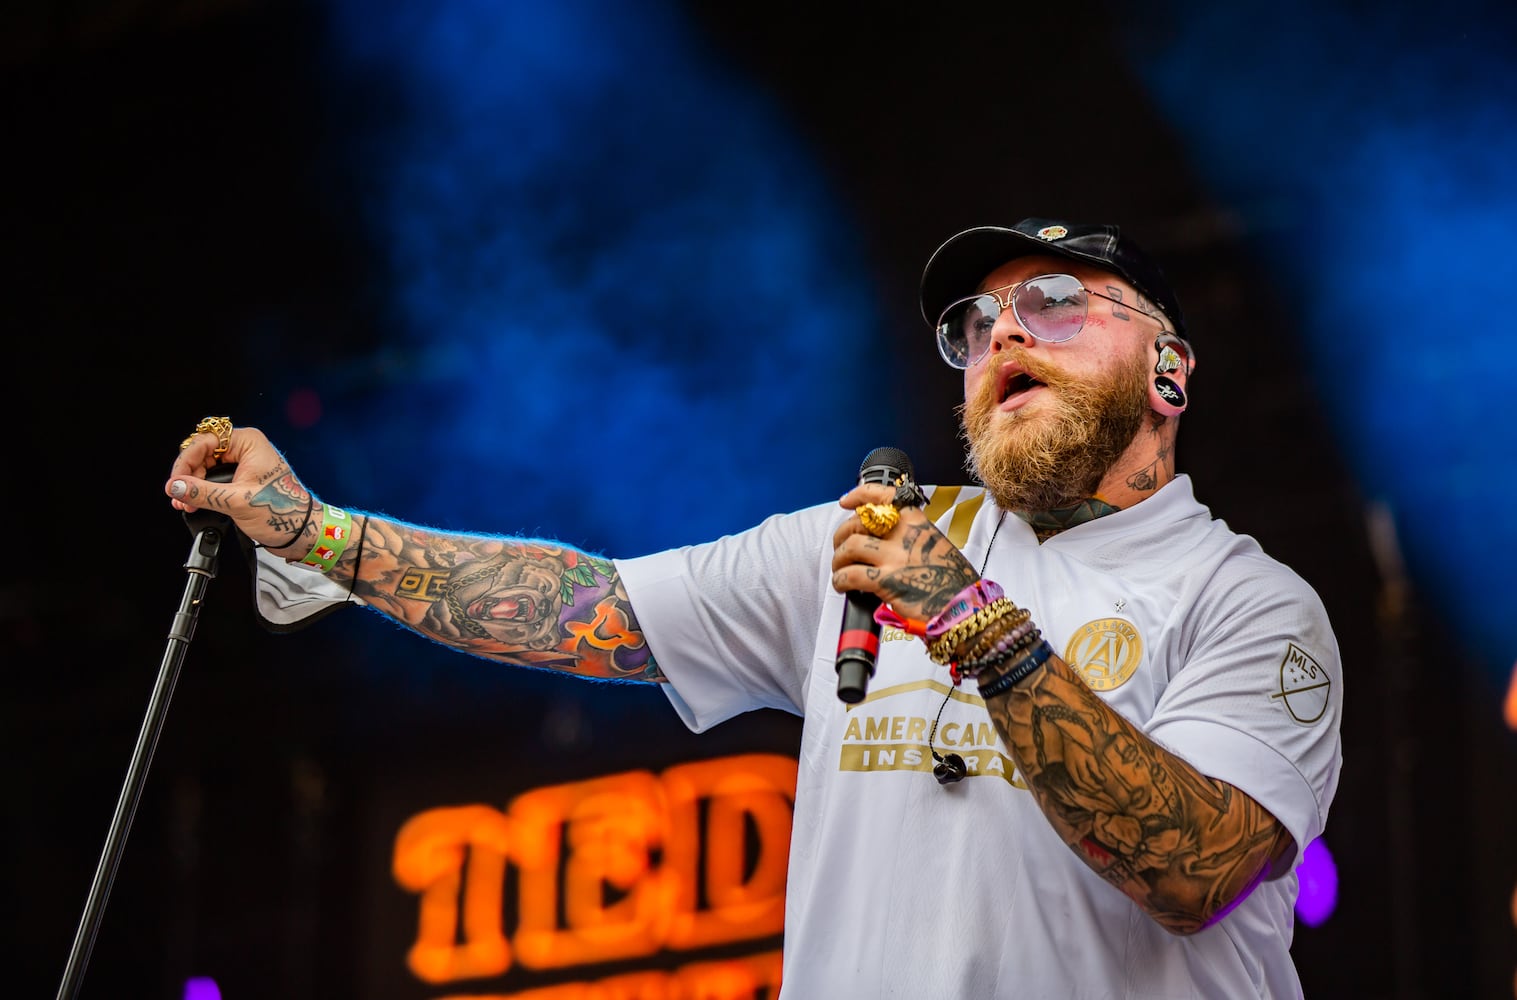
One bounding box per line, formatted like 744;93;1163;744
922;580;1054;698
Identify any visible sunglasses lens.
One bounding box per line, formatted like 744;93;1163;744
936;294;1000;368
1014;275;1087;343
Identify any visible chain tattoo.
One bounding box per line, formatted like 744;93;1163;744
327;518;663;681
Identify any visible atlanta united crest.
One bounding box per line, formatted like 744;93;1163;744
1064;618;1143;691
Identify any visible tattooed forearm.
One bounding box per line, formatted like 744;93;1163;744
982;654;1287;933
325;516;664;682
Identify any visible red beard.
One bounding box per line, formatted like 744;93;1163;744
959;347;1151;513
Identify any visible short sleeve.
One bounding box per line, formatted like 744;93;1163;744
1145;555;1344;874
613;502;842;733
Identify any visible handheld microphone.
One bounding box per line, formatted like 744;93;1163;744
836;446;914;704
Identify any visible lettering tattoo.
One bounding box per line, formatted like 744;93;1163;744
331;520;662;682
981;656;1286;932
255;461;290;487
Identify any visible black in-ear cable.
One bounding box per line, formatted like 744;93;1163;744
928;512;1006;787
928;687;967;785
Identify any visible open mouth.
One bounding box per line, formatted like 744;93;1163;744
1000;369;1046;405
469;595;536;622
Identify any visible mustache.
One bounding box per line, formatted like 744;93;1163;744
957;348;1077;422
1001;348;1080;391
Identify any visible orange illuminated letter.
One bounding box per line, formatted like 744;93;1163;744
511;771;674;969
391;754;799;989
392;804;514;982
663;755;797;950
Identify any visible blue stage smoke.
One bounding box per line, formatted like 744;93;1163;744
308;0;886;561
1126;0;1517;680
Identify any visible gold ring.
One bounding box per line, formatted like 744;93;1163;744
180;416;234;457
857;502;900;538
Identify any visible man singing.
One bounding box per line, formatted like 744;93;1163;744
168;218;1342;997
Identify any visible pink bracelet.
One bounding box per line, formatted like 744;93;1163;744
874;604;929;637
925;579;1004;640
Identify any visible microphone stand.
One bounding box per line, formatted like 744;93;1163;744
56;465;237;1000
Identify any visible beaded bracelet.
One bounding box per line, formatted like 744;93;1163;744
938;600;1029;665
955;622;1040;681
299;503;353;574
927;597;1019;664
952;622;1037;685
977;641;1055;699
957;607;1032;664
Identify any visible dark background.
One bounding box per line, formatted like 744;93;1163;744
5;1;1514;998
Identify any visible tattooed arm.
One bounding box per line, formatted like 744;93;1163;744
330;515;661;680
831;482;1289;934
167;425;662;681
982;655;1290;934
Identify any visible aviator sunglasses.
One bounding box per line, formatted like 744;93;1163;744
935;273;1170;369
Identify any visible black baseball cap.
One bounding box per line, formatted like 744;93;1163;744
919;218;1186;338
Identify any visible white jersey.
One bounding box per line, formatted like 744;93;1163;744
614;475;1342;999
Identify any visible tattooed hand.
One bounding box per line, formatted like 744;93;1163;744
166;424;322;557
831;483;978;623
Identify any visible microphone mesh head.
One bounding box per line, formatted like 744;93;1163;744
858;446;914;485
